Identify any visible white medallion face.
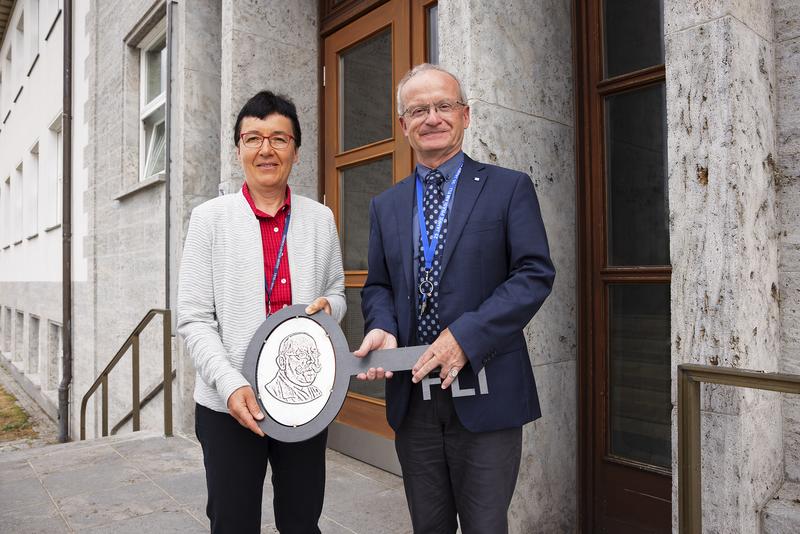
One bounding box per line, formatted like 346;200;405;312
256;317;336;427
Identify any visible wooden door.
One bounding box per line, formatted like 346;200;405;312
576;1;672;531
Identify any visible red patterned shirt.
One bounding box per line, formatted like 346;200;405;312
242;183;292;315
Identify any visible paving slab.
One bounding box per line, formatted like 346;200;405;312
0;501;70;533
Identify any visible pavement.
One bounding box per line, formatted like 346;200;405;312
0;430;412;533
0;364;412;533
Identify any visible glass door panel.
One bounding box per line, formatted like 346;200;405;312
608;283;671;468
339;28;393;151
605;84;668;266
603;0;664;78
340;157;394;270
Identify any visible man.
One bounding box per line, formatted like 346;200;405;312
266;333;323;404
355;64;555;534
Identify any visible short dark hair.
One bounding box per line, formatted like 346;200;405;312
233;91;302;148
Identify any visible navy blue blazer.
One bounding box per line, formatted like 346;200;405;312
361;154;555;433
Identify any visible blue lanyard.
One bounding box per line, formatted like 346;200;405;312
415;163;463;274
265;210;290;316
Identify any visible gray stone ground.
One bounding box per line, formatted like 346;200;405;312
0;364;412;533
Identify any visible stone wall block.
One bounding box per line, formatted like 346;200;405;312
439;0;573;126
784;395;800;482
184;0;222;76
774;0;800;42
670;406;782;533
465;102;576;366
781;273;800;346
229;0;318;50
665;0;774;40
222;30;319;200
510;360;577;534
181;69;223;200
667;16;780;414
776;37;800;182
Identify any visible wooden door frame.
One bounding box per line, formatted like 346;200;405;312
321;0;436;440
575;0;670;531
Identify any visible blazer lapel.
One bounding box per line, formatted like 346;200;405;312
440;156;487;277
392;174;416;296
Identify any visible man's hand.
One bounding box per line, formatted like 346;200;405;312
305;297;331;316
227;385;265;436
412;328;468;389
354;328;398;380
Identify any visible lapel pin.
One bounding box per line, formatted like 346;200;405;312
474;177;480;181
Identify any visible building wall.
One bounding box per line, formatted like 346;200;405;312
0;0;90;427
666;0;784;531
776;0;800;484
439;1;577;532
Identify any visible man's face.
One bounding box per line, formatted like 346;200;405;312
237;113;299;194
398;70;470;166
284;347;321;387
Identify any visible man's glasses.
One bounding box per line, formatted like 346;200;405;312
240;132;295;150
401;100;466;121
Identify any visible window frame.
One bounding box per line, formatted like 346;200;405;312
137;19;167;182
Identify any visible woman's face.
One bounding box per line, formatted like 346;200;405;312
237;113;299;194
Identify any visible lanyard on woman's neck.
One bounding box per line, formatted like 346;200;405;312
265;211;290;316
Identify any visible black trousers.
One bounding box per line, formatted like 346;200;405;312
195;403;327;534
395;383;523;534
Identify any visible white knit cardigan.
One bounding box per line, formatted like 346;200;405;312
177;191;346;413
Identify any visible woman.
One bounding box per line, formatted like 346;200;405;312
177;91;345;534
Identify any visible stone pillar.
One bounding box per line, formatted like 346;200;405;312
776;0;800;490
439;1;577;532
665;1;783;531
219;0;320;201
171;0;223;433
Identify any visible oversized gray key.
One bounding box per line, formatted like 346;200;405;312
242;304;427;442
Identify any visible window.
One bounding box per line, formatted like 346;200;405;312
25;142;39;238
45;114;62;229
15;11;25;88
4;47;12;114
1;177;10;247
138;20;167;181
12;163;23;243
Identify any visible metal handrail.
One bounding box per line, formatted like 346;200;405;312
110;369;177;435
678;363;800;532
79;309;173;440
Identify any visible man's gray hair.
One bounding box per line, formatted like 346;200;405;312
396;63;468;116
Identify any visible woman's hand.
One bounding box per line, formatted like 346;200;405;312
305;297;331;315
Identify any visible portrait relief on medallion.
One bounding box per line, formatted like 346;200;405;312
266;333;323;404
256;317;336;427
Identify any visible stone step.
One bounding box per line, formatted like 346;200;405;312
762;481;800;533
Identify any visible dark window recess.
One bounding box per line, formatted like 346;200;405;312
340;28;393;151
605;83;668;267
603;0;664;78
608;283;671;469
